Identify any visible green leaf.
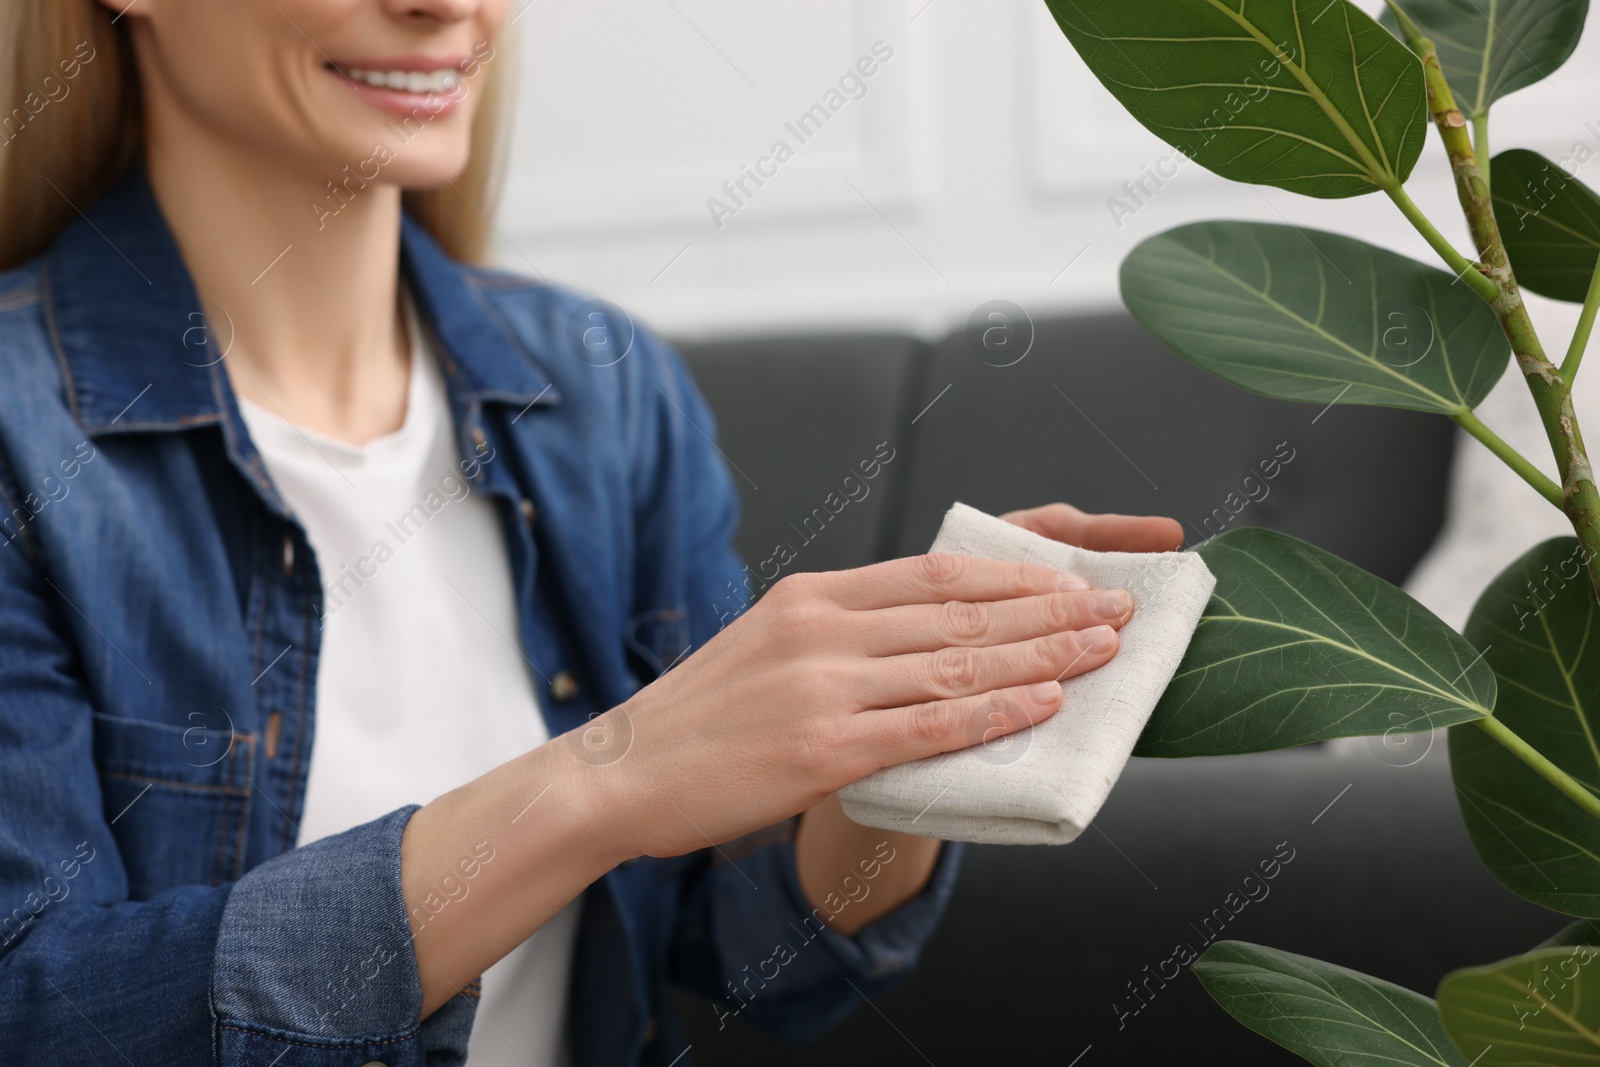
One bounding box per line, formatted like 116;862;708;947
1437;938;1600;1065
1380;0;1589;119
1042;0;1427;198
1136;527;1495;757
1121;220;1512;414
1194;940;1470;1066
1492;149;1600;303
1452;537;1600;917
1542;919;1600;948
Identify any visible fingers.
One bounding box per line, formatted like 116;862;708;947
816;553;1090;612
852;588;1134;657
861;624;1118;710
1001;503;1184;553
851;679;1067;769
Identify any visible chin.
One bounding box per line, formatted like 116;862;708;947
384;150;476;191
307;125;475;192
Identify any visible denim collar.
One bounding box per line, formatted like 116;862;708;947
43;160;556;437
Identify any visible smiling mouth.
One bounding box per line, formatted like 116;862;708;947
326;63;462;96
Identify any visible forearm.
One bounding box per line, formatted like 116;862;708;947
794;793;942;935
401;738;623;1017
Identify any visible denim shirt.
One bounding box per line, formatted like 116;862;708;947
0;163;960;1066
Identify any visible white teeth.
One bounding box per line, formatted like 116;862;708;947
341;66;461;95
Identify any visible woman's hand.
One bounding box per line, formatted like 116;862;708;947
999;502;1184;553
584;552;1138;861
789;501;1186;932
402;505;1180;1014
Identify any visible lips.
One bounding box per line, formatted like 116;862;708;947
336;66;460;94
325;55;472;118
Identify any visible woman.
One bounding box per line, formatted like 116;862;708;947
0;0;1180;1064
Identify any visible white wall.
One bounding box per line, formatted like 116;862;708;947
497;0;1600;624
497;0;1600;344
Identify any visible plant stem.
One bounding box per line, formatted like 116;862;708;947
1397;23;1600;601
1454;410;1565;507
1564;254;1600;388
1471;112;1490;191
1386;185;1500;303
1477;715;1600;825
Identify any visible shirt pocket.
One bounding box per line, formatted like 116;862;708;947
92;712;256;898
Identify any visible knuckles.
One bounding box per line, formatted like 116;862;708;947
941;598;990;642
792;717;846;779
752;574;836;638
928;645;979;694
1002;560;1043;598
766;571;821;606
916;552;969;589
1042;592;1078;633
1032;631;1068;672
908;701;956;747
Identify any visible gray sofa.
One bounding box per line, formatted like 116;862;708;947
666;311;1555;1065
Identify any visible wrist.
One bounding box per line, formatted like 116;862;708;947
518;731;640;878
795;796;943;936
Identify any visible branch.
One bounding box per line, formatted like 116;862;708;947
1564;254;1600;388
1471;113;1491;192
1387;185;1500;303
1392;16;1600;601
1477;716;1600;826
1454;411;1564;508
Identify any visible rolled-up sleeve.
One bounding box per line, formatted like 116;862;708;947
672;830;962;1041
211;805;478;1066
0;469;474;1066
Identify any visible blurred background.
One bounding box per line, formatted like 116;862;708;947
489;2;1599;1063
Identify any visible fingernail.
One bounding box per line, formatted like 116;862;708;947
1057;573;1091;591
1027;680;1062;704
1081;624;1116;652
1092;589;1132;619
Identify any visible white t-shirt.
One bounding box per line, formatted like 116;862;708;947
237;291;581;1067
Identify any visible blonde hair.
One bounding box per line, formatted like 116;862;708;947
0;1;513;272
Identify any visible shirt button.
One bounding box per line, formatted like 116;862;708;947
470;426;488;451
281;532;294;576
519;498;537;529
550;671;580;702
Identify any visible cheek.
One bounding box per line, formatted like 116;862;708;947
147;0;350;157
145;0;494;186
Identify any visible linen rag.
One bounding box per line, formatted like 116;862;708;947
837;502;1217;845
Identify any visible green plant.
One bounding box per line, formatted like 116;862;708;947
1043;0;1600;1061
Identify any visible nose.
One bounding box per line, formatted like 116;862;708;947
380;0;482;25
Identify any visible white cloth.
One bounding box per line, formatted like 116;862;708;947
236;290;580;1067
838;502;1216;846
